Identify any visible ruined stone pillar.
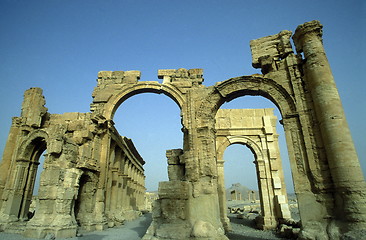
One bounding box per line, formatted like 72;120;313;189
110;168;118;215
0;118;22;208
256;155;277;230
18;161;39;220
121;176;130;210
0;160;29;222
116;172;123;210
293;20;366;233
216;160;231;232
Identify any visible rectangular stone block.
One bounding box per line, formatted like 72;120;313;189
279;203;291;219
166;149;183;165
168;165;185;181
158;69;176;78
161;199;186;221
272;177;282;189
275;194;287;204
158;181;189;200
48;139;63;154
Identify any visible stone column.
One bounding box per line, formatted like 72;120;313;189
110;168;118;215
216;159;231;232
116;172;123;210
293;20;366;232
121;176;130;210
18;161;39;220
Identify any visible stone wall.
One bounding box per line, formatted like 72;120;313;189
0;88;145;238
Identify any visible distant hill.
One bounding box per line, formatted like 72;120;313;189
226;183;259;201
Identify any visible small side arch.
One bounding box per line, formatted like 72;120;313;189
216;135;263;163
17;130;49;161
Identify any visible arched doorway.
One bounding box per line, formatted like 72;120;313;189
89;72;187;227
74;171;98;230
0;131;48;221
215;107;292;230
114;93;183;193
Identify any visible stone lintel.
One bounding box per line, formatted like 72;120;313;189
158;68;203;85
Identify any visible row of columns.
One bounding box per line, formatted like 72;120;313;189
105;140;145;225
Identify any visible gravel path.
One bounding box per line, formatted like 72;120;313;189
226;214;285;240
0;212;291;240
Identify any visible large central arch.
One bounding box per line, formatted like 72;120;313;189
90;72;186;120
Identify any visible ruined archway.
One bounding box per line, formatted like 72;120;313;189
0;130;48;221
0;21;364;240
74;171;98;231
90;71;186;120
197;76;305;228
215;108;291;231
114;93;182;192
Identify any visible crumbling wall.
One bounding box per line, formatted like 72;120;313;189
0;89;145;238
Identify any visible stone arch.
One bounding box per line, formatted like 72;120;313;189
197;76;302;231
199;76;296;119
3;130;49;221
74;170;98;230
216;136;263;163
216;132;289;230
198;76;302;179
102;82;185;120
17;130;49;161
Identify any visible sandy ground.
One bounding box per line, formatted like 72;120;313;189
0;209;297;239
0;213;151;240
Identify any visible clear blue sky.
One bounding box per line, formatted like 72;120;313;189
0;0;365;192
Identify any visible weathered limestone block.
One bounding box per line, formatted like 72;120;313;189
25;167;80;238
166;149;183;165
166;149;185;181
73;130;93;145
192;177;217;198
21;88;48;128
191;220;225;239
123;70;141;83
250;30;293;69
158;68;203;86
97;70;141;85
158;181;189;200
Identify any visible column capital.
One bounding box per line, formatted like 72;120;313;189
293;20;323;53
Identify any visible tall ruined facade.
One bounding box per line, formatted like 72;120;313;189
0;21;364;239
